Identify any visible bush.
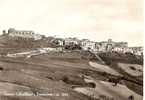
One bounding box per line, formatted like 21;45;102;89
129;66;136;70
62;75;86;86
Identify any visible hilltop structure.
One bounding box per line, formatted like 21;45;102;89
3;28;43;40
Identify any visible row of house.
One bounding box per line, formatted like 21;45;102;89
112;47;143;56
54;38;127;50
53;37;143;55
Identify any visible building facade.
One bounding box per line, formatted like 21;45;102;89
6;28;43;40
80;39;96;51
64;38;79;45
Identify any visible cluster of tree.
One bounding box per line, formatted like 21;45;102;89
98;52;143;65
64;44;82;50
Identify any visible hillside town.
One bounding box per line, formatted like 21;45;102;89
0;0;143;99
0;28;143;100
2;28;143;56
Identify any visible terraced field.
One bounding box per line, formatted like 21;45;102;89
0;51;143;100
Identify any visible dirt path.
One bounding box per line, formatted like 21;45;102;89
89;62;121;76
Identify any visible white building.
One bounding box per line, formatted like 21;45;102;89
80;39;96;51
112;47;133;53
64;37;79;45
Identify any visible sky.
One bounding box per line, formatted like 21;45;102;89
0;0;143;46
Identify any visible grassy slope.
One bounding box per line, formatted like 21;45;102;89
98;52;143;95
0;51;142;99
0;51;110;100
0;36;143;99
